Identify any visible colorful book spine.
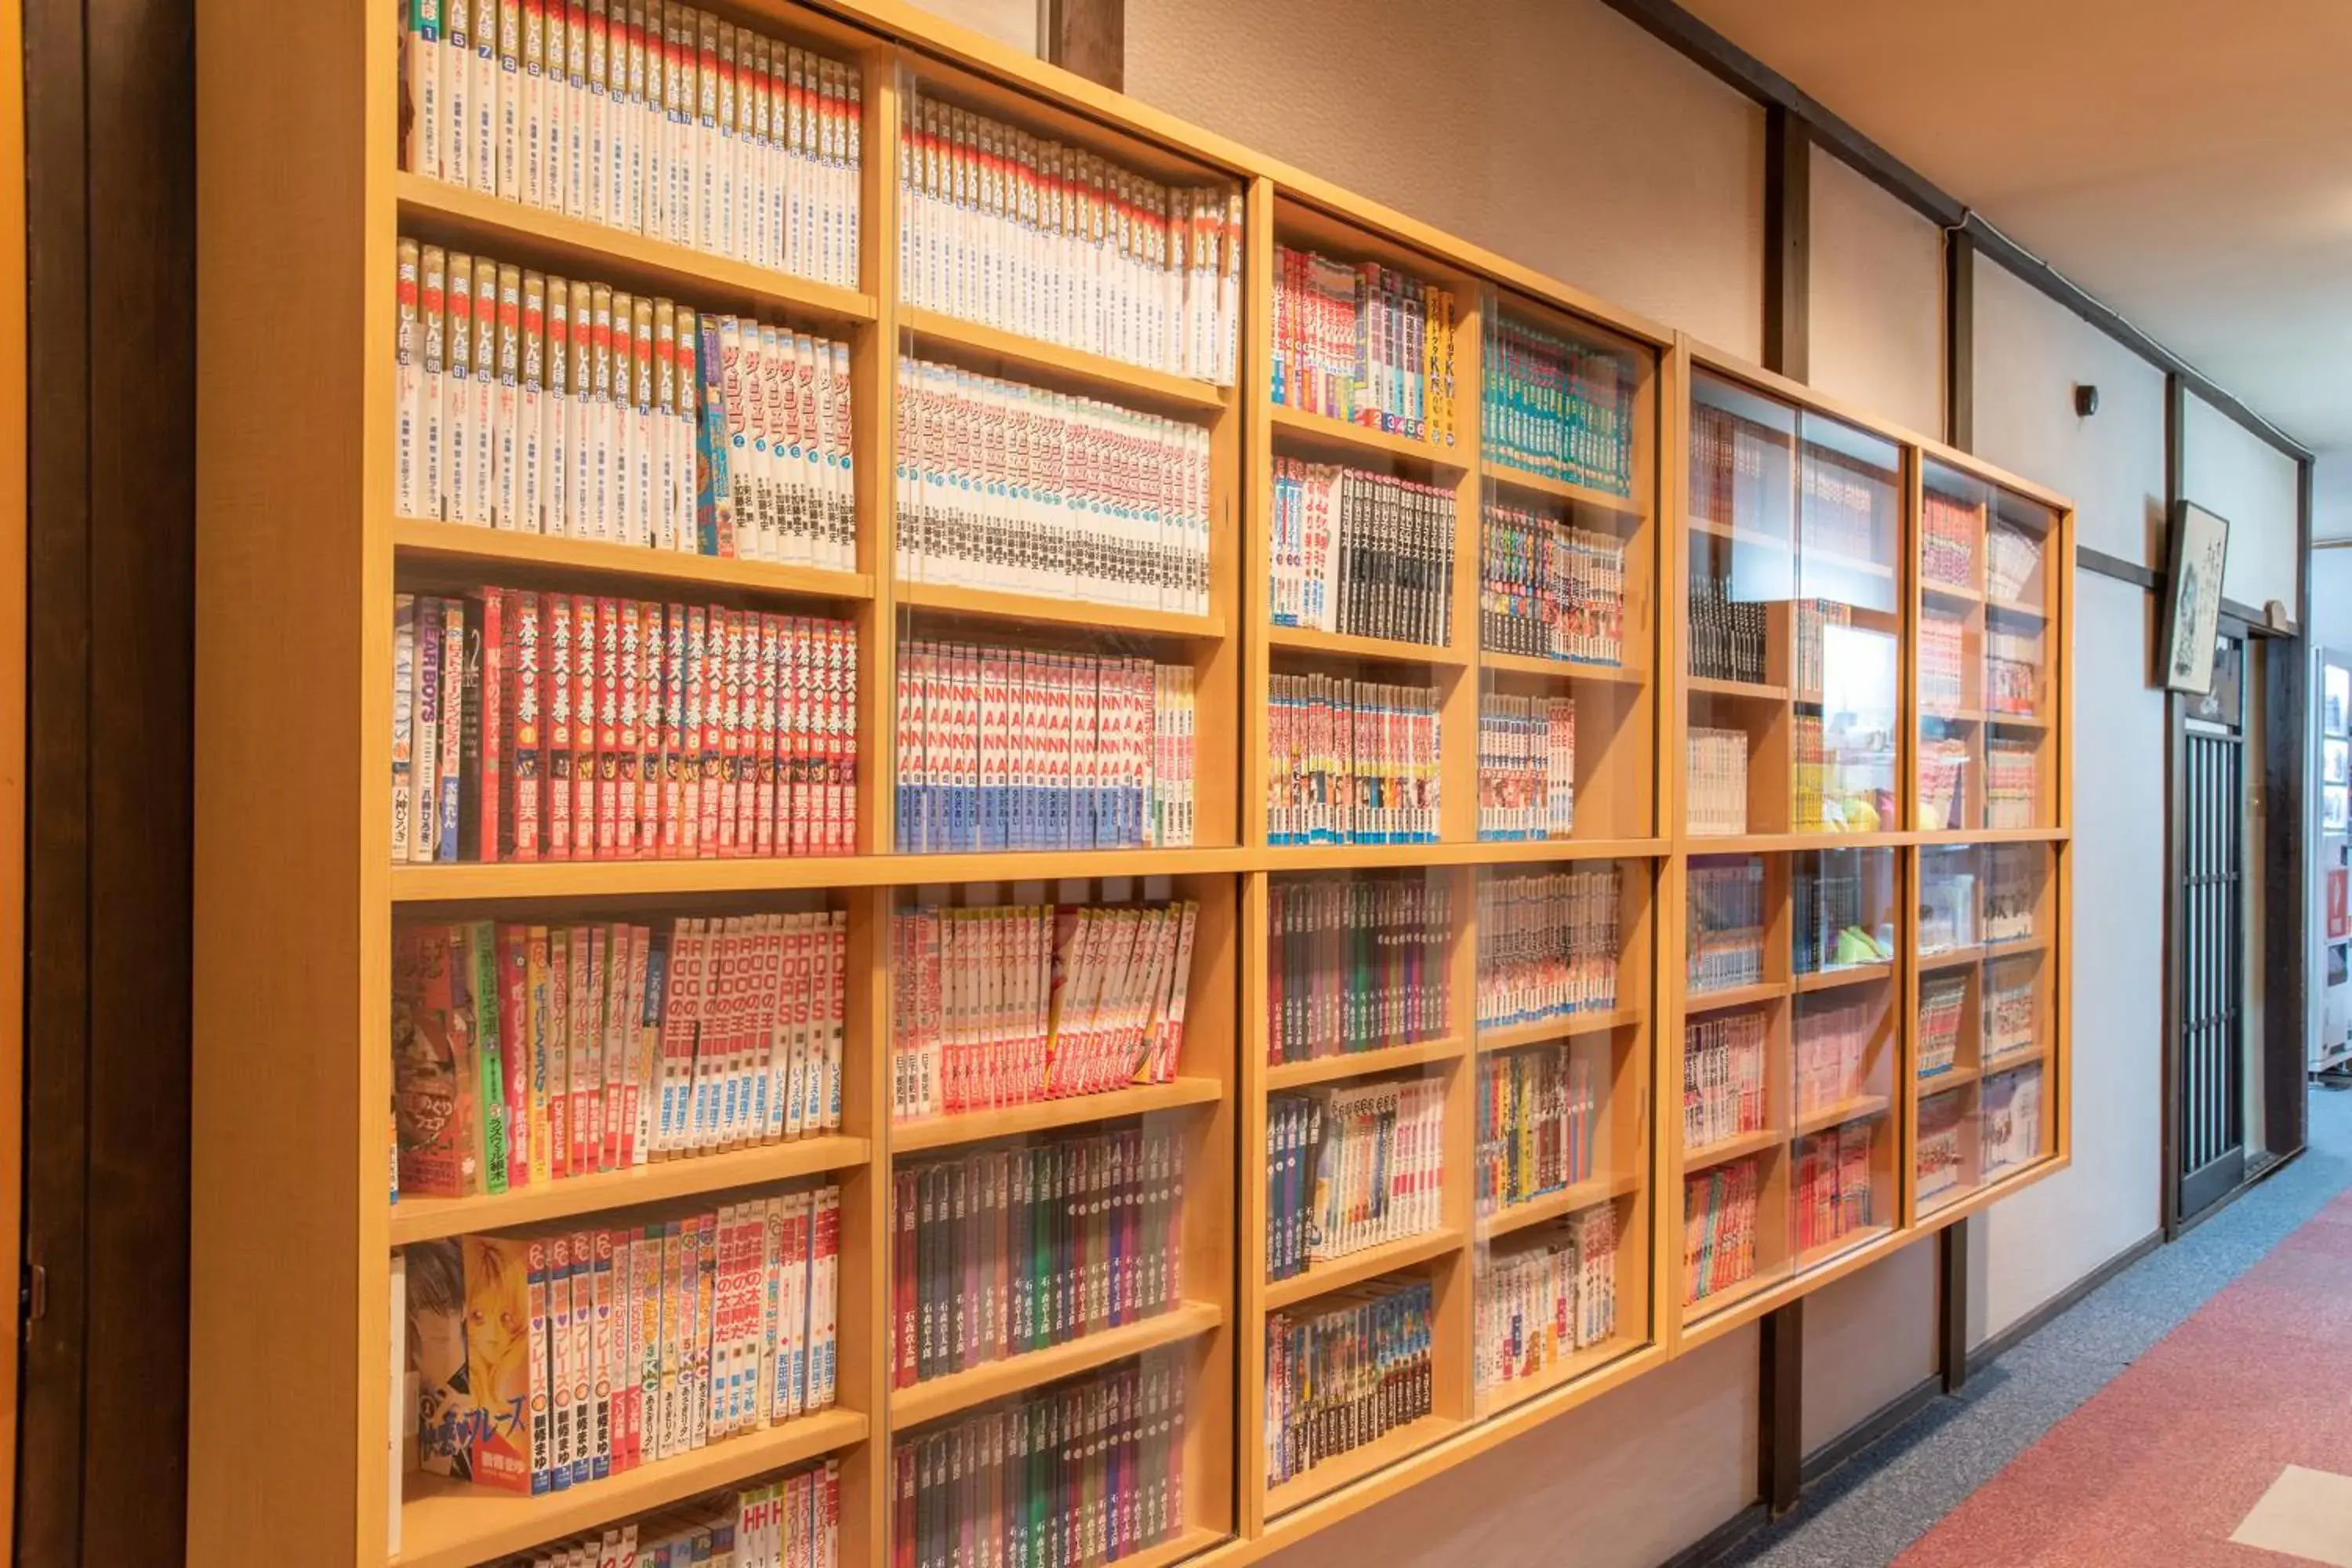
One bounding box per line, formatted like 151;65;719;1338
1475;1203;1621;1393
1479;502;1625;665
1269;243;1454;443
1474;868;1622;1030
1267;459;1454;645
1264;673;1441;846
1475;1043;1598;1215
1263;1276;1433;1486
1265;876;1451;1065
1480;315;1634;496
1681;1008;1769;1149
1686;858;1766;992
1264;1077;1444;1278
1794;1000;1869;1116
1793;1119;1875;1254
1682;1154;1762;1305
1476;693;1575;841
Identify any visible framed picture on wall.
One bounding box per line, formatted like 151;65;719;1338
2159;501;2230;695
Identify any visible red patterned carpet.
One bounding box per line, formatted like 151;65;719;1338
1896;1189;2352;1567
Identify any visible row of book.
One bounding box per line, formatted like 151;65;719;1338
1981;1065;2043;1174
1688;858;1766;992
1792;855;1889;975
900;85;1242;385
1985;626;2043;715
1264;1279;1435;1487
1265;1080;1445;1280
1920;612;1967;717
1918;974;1966;1078
1479;505;1628;666
1795;1000;1870;1116
895;358;1211;614
1918;1089;1966;1200
1690;403;1778;530
1482;316;1635;497
1682;1010;1767;1150
1268;459;1457;646
1793;1120;1874;1255
1688;566;1770;685
1270;245;1457;444
393;592;858;863
1986;737;2038;828
1985;960;2036;1054
1473;869;1623;1032
891;1127;1184;1388
893;639;1195;852
887;902;1197;1122
1920;736;1969;833
1477;694;1577;842
404;1192;840;1497
1987;524;2044;604
1265;675;1442;846
1918;863;1976;954
393;914;844;1203
1475;1044;1597;1215
1796;447;1888;564
1921;488;1980;590
1792;599;1850;702
399;2;862;289
1686;727;1749;837
891;1357;1190;1568
1475;1207;1621;1396
1265;877;1452;1065
1682;1156;1762;1305
1792;711;1892;835
1986;847;2038;942
483;1462;839;1568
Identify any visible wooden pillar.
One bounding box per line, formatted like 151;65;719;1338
1044;0;1123;90
1762;104;1809;383
1939;1221;1970;1392
1946;230;1974;452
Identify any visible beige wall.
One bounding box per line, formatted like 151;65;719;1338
903;0;1037;55
1807;147;1944;437
2182;391;2302;614
1800;1243;1937;1452
1124;0;1767;359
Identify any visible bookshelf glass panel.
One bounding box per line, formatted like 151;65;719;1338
1792;412;1901;834
1687;372;1797;837
1787;847;1899;1272
1984;486;2060;829
1681;993;1791;1319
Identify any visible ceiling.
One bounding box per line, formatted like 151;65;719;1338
1676;0;2352;456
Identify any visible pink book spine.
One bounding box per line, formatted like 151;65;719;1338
615;597;640;857
546;592;573;858
595;595;621;856
571;592;599;859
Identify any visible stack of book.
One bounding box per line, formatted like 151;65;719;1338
1686;858;1766;991
393;592;858;864
1475;1206;1621;1395
1922;489;1980;590
895;358;1211;614
1985;736;2038;827
1269;459;1457;645
1265;1078;1446;1279
393;914;845;1203
1985;625;2043;715
1271;244;1456;442
485;1460;840;1568
1682;1011;1769;1149
891;1358;1189;1565
1682;1156;1762;1305
1481;317;1635;496
890;1127;1184;1386
1918;973;1967;1078
1686;727;1749;837
1687;567;1769;684
1797;446;1884;561
1264;1279;1435;1486
1984;958;2037;1055
1475;1044;1597;1215
1919;612;1967;718
1795;1000;1869;1116
1793;1120;1873;1254
1689;403;1777;530
1987;524;2044;603
1266;877;1452;1065
1265;674;1442;846
402;1189;840;1497
889;901;1198;1121
1985;846;2038;942
1917;1091;1967;1199
398;6;863;289
893;638;1195;852
1479;503;1627;666
1980;1065;2042;1174
1477;693;1576;842
1474;868;1623;1031
900;88;1242;383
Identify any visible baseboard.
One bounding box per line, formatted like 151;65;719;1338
1656;1502;1769;1568
1965;1229;2162;1376
1800;1373;1943;1485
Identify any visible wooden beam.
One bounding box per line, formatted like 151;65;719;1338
1762;104;1809;383
1758;1298;1804;1517
1945;230;1973;452
1044;0;1122;91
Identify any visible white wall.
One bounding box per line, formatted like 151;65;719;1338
1807;147;1944;438
903;0;1037;54
1125;0;1766;359
2183;393;2302;615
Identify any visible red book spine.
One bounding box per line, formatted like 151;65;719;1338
545;592;573;859
511;592;542;860
681;606;706;859
596;595;621;856
786;616;811;858
833;620;855;855
635;601;661;858
753;613;779;858
699;605;724;854
478;587;504;862
893;1166;916;1388
729;610;754;856
615;598;640;858
660;604;684;858
498;924;531;1187
572;592;600;859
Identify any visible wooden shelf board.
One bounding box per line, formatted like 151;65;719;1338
394;517;876;602
891;1078;1225;1154
387;1136;873;1247
393;1407;867;1568
390;846;1256;902
898;304;1231;413
1263;1229;1464;1311
1265;1036;1466;1091
1985;931;2051;958
1475;1008;1644;1052
1682;1125;1784;1173
1682;979;1786;1014
1984;594;2048;620
890;1301;1223;1428
1792;1093;1891;1138
1982;709;2052;731
1106;1526;1232;1568
1794;1223;1896;1276
1479;1334;1646;1415
1479;650;1648;684
897;579;1225;641
1681;1265;1788;1325
1479;1171;1640;1240
1794;961;1896;995
1686;674;1789;701
1922;577;1985;604
1687;515;1787;548
1267;622;1468;668
1798;543;1896;582
1268;403;1469;472
1917;1062;1980;1091
1253;837;1668;873
1918;943;1986;972
1483;463;1642;517
1262;1412;1462;1518
394;172;877;325
1978;1043;2050;1077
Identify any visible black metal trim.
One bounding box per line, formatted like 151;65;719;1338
1657;1503;1769;1568
1763;104;1809;382
1758;1299;1804;1517
1937;1221;1969;1395
1594;0;2310;466
2077;546;2158;591
1944;232;1973;451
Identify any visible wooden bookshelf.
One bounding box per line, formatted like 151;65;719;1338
189;5;2070;1563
